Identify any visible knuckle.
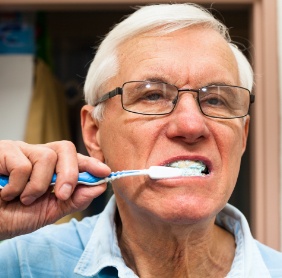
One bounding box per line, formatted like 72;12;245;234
17;161;32;176
60;140;76;152
40;148;57;163
0;140;16;151
25;182;45;196
0;139;11;145
47;140;77;154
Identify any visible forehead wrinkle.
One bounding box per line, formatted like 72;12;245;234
137;64;180;83
117;38;182;84
116;27;239;89
118;49;179;84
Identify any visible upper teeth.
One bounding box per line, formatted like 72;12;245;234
167;160;208;176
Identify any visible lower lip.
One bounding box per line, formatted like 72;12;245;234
151;174;211;187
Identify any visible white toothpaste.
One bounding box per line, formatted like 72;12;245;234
168;160;207;176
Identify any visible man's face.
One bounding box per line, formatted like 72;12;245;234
86;26;249;224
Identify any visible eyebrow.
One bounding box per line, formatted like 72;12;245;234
141;78;235;89
204;81;234;87
142;76;171;84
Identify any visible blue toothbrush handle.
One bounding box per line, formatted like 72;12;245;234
51;172;107;185
0;175;9;188
0;172;108;189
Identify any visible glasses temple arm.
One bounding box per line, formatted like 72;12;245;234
94;88;122;106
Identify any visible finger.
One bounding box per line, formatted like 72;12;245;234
37;183;108;226
0;141;32;201
46;141;80;201
19;146;57;205
67;156;111;212
56;155;111;213
70;183;108;212
77;154;111;177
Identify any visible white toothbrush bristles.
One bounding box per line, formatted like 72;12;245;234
148;166;183;179
147;162;206;179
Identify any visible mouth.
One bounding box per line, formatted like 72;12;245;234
165;160;210;177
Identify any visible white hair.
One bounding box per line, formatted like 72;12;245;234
84;3;254;120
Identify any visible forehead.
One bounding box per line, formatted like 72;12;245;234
115;26;239;88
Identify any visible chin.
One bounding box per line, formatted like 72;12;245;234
145;196;225;225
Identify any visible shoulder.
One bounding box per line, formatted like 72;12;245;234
256;241;282;277
19;213;100;249
40;214;100;247
0;214;100;277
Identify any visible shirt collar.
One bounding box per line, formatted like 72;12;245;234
217;203;271;278
75;196;270;277
74;195;137;277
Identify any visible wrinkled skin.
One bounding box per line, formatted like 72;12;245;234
81;26;249;277
0;25;250;277
0;140;110;239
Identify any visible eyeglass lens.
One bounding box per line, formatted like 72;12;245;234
121;81;250;118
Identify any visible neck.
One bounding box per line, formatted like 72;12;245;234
116;210;235;278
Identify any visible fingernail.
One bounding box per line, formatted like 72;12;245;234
59;183;73;200
21;196;36;206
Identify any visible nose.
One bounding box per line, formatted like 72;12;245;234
166;93;210;143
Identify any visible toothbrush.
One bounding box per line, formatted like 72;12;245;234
0;166;187;189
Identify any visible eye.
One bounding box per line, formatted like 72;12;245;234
200;94;226;107
143;91;165;102
205;95;224;106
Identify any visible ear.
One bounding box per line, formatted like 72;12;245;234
241;116;250;155
81;105;104;162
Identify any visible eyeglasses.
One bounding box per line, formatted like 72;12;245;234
94;81;255;119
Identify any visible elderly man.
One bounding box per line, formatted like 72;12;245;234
0;3;281;278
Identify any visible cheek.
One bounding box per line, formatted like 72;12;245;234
213;119;245;153
98;109;161;171
215;123;245;183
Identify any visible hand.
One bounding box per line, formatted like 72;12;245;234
0;140;111;240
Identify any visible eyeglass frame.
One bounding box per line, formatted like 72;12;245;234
94;80;255;119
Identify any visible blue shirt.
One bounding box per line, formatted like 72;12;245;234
0;196;281;277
